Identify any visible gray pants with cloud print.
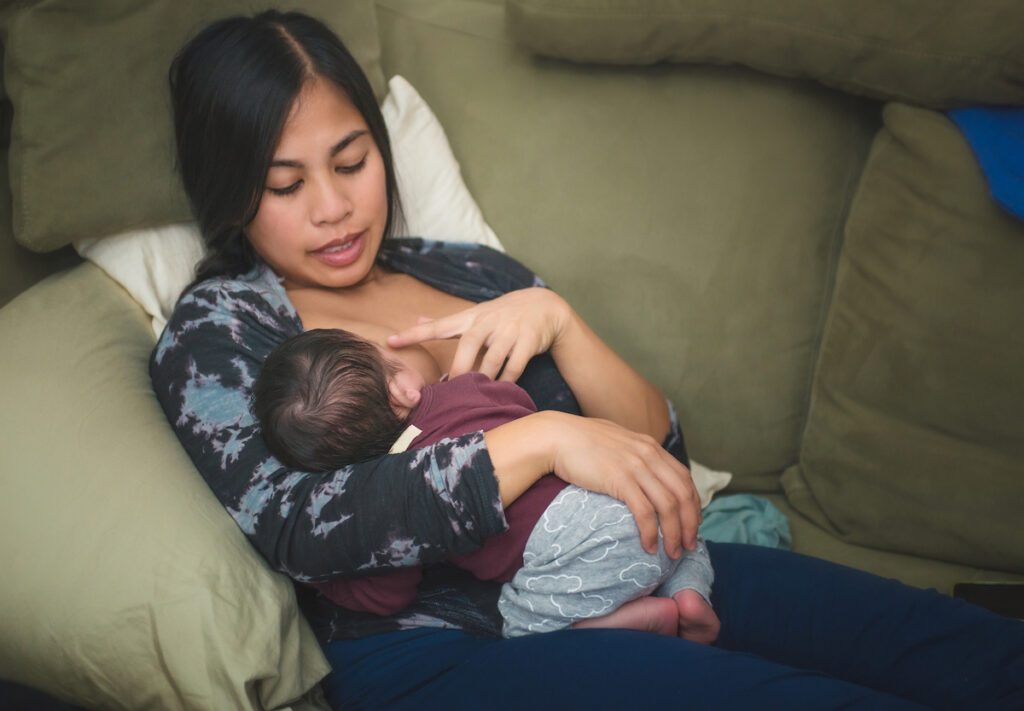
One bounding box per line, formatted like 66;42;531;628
497;484;714;638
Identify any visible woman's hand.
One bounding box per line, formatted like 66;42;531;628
547;412;701;559
487;411;701;559
387;287;572;382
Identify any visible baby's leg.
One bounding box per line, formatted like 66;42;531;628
654;537;720;644
672;589;721;644
499;486;682;638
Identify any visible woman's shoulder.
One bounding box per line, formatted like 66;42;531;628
152;262;301;371
380;238;548;300
179;262;297;321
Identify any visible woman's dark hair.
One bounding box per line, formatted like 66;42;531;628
169;11;401;286
253;329;409;471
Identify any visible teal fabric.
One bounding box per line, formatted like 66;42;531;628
700;495;792;549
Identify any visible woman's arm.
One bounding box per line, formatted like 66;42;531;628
150;277;518;582
388;287;669;440
487;409;698;557
386;281;698;555
547;299;670;442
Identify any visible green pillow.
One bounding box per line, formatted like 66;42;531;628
1;46;82;308
378;0;879;489
507;0;1024;108
1;0;386;253
782;104;1024;573
0;264;330;709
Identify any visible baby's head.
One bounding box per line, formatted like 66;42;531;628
253;328;428;471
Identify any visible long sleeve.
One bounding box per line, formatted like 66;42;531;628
662;398;691;469
149;266;508;584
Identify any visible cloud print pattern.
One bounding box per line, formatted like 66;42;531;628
498;486;713;637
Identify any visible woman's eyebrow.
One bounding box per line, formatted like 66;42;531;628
269;130;369;168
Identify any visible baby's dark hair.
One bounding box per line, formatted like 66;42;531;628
253;329;409;471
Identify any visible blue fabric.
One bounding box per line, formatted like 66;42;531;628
320;542;1024;710
700;494;792;549
948;107;1024;220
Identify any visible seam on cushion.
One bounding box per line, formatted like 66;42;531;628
377;1;517;46
790;105;883;471
5;13;35;249
512;5;1023;69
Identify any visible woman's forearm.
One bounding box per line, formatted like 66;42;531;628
483;411;558;506
550;307;670;441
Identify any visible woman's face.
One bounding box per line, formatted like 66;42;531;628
246;78;388;289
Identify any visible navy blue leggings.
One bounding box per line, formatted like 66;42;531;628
320;542;1024;709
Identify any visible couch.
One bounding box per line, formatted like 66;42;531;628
2;0;1022;708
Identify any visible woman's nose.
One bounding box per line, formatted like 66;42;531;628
309;174;353;225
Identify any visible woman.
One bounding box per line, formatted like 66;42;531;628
151;10;1024;710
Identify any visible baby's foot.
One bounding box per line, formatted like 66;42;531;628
571;596;678;636
673;589;721;645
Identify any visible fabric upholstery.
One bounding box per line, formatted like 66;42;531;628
507;0;1024;108
783;104;1024;572
377;0;880;489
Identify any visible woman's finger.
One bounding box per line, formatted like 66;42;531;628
616;478;660;555
448;326;489;378
631;457;683;560
653;449;700;549
479;329;517;380
388;313;463;348
387;321;441;348
497;338;536;383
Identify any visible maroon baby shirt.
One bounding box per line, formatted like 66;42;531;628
315;372;567;615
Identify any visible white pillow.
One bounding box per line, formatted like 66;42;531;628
384;75;503;252
690;461;733;509
74;75;503;337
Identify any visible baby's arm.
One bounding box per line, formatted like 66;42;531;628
312;566;424;616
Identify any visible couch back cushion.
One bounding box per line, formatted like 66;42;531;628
377;0;879;488
1;0;386;253
507;0;1024;108
0;46;80;308
783;104;1024;572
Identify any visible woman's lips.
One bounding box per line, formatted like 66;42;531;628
311;232;365;267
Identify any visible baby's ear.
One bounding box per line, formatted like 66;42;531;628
388;378;420;409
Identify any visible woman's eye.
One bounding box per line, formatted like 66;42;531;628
337;156;367;174
268;181;301;196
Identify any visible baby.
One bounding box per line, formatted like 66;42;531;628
253;328;720;642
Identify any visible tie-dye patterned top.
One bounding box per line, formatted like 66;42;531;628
150;238;689;642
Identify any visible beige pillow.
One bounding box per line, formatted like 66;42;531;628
1;0;386;253
783;104;1024;572
506;0;1024;107
0;264;330;709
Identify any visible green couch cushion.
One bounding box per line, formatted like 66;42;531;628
507;0;1024;108
1;69;81;306
0;263;330;709
377;0;879;489
0;141;81;310
763;494;1024;595
783;104;1024;573
1;0;386;253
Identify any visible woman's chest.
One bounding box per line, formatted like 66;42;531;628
287;273;475;371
